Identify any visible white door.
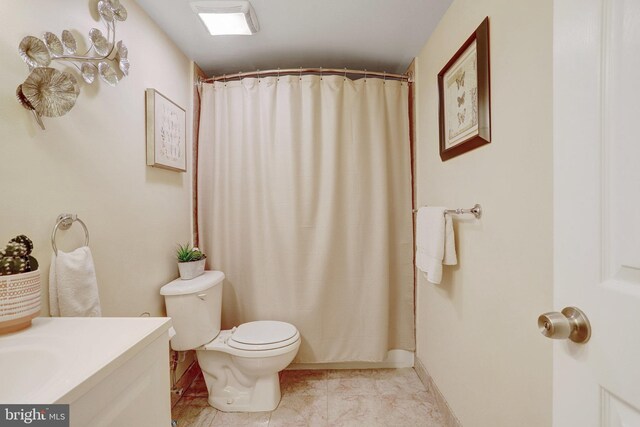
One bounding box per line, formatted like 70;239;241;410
553;0;640;426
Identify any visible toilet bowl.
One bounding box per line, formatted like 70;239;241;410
197;321;300;411
160;271;300;412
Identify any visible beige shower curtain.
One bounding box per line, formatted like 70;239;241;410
198;74;414;362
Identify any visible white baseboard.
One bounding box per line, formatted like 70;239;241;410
287;349;414;370
414;356;462;427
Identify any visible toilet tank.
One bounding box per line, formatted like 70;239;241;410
160;271;225;351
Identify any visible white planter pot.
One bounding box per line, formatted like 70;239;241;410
0;269;41;334
178;259;205;280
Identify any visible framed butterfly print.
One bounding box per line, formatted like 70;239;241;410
438;17;491;161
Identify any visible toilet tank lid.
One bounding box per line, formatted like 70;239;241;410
160;271;225;296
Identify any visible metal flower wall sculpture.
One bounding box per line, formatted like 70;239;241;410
16;0;130;130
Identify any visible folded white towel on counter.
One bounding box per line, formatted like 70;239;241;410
415;206;458;284
49;246;101;317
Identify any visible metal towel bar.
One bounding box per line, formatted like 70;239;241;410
413;204;482;219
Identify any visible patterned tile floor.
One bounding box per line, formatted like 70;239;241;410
172;368;444;427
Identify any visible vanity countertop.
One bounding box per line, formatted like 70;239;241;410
0;317;172;404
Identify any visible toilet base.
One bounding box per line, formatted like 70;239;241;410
207;372;281;412
195;328;300;413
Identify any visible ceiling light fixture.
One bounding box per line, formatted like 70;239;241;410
191;1;260;36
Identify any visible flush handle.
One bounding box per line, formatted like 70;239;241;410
197;293;207;301
538;306;591;344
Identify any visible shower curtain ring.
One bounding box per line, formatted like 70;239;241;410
299;67;302;81
383;71;386;84
223;74;227;87
344;67;347;81
320;67;323;80
364;70;367;82
277;68;280;81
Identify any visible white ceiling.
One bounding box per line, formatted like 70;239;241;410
135;0;452;77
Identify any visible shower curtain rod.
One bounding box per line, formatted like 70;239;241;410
200;67;411;83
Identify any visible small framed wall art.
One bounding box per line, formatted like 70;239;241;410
438;17;491;161
145;88;187;172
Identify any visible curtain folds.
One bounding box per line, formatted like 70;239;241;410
198;75;414;363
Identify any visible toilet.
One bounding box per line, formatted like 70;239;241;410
160;271;300;412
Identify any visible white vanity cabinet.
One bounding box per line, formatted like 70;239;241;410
0;317;173;427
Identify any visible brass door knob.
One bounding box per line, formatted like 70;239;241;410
538;306;591;344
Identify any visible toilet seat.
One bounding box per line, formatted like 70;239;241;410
228;321;299;351
201;321;300;358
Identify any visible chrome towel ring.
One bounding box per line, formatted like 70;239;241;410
51;213;90;255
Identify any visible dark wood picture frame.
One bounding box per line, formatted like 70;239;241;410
438;17;491;161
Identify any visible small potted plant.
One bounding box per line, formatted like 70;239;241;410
0;235;40;334
176;243;206;280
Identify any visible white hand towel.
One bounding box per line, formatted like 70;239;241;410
49;254;60;316
49;247;101;317
415;207;458;284
443;214;458;266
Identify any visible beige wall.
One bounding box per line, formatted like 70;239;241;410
414;1;553;426
0;0;192;318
